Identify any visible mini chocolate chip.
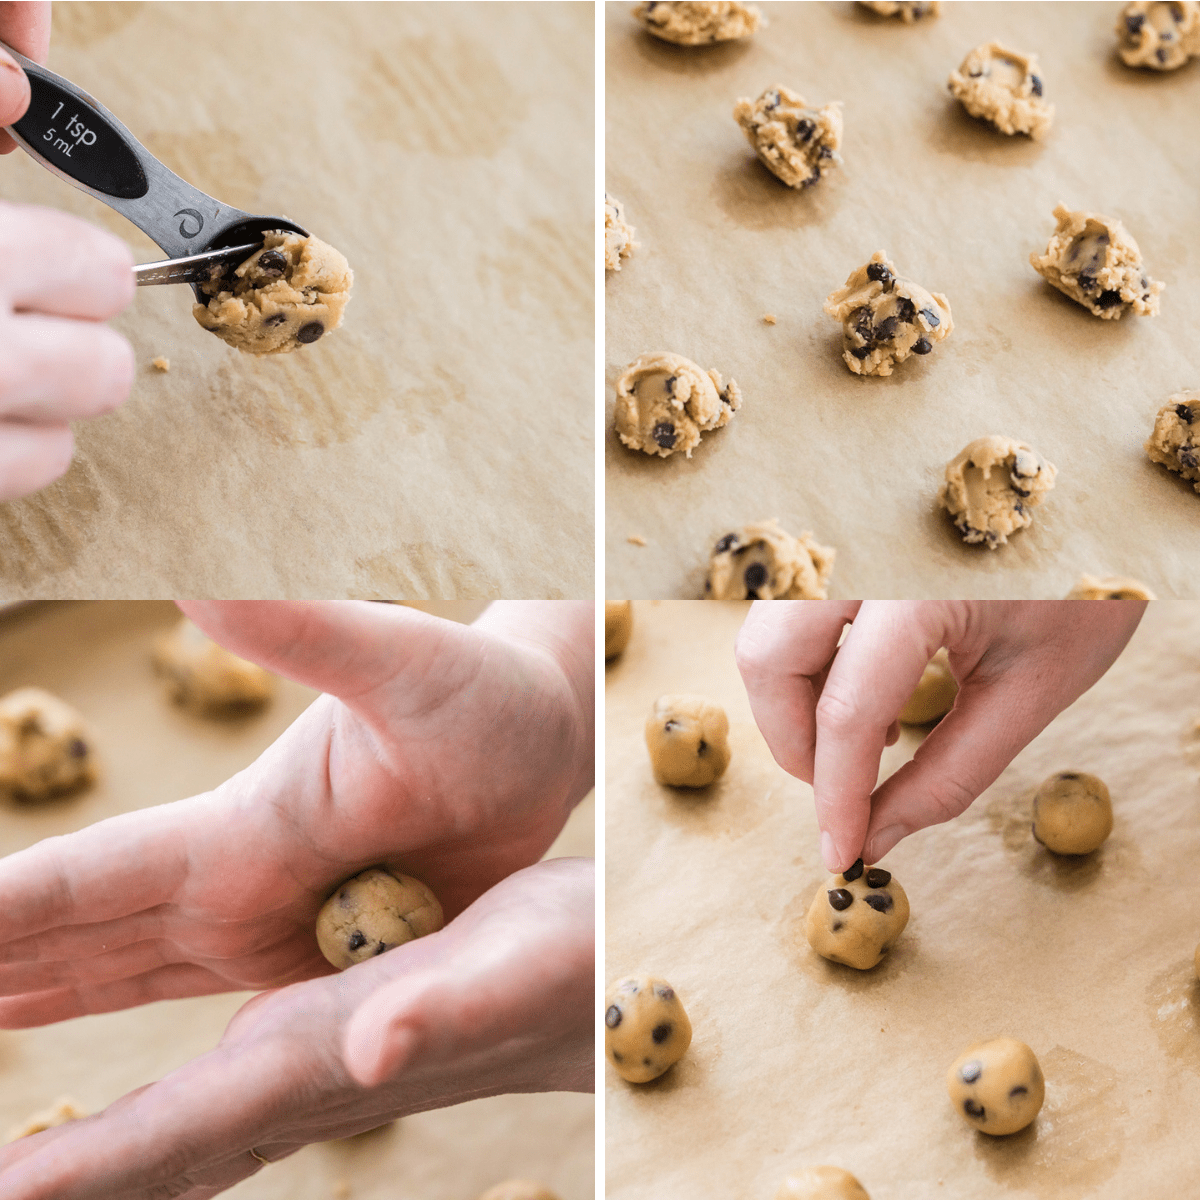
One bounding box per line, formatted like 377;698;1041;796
1157;47;1169;62
1098;233;1110;244
1180;447;1199;470
347;931;366;952
1126;12;1144;31
605;1005;622;1028
256;249;287;277
1077;269;1096;291
746;589;760;600
960;1060;982;1083
850;345;872;359
663;719;679;732
68;738;88;759
1010;1085;1028;1098
1141;275;1149;288
1012;485;1031;498
264;313;287;327
919;307;940;327
843;858;864;882
655;985;675;1000
964;1099;986;1119
1013;502;1025;516
374;942;389;956
720;387;734;406
1097;290;1122;308
1174;404;1195;424
896;297;916;322
795;117;815;142
744;562;768;592
651;1022;672;1044
912;338;932;354
832;920;844;932
612;1049;624;1062
1029;75;1042;96
872;316;899;344
715;533;739;554
697;739;708;755
664;374;678;393
828;888;854;911
866;262;893;286
865;868;891;888
297;320;325;344
864;893;893;913
818;145;833;160
652;422;677;449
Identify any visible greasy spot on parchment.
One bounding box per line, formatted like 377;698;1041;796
51;2;145;46
141;132;264;217
349;549;500;602
351;33;526;156
1146;959;1200;1073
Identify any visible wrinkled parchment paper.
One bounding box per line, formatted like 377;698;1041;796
0;602;594;1199
0;2;593;599
606;601;1200;1198
605;2;1200;598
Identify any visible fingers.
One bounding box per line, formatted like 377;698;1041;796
0;44;30;154
0;3;51;155
0;202;134;319
735;600;861;781
0;420;72;500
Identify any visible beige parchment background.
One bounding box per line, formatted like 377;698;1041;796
0;1;593;600
606;600;1200;1198
0;601;595;1199
606;2;1200;599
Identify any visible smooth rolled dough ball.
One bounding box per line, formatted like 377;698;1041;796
644;694;730;787
1031;771;1112;855
153;618;274;713
805;858;910;970
316;868;444;970
947;1038;1044;1135
477;1182;560;1200
776;1166;870;1200
0;688;96;800
898;649;957;724
606;602;633;659
605;975;692;1083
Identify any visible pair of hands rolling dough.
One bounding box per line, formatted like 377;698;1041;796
0;600;595;1199
735;600;1146;872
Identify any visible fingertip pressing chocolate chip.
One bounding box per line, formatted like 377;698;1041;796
842;858;864;882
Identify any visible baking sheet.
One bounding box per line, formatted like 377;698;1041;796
605;600;1200;1198
0;1;593;600
0;602;594;1199
605;2;1200;599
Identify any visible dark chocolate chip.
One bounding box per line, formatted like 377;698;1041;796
1126;12;1145;31
652;422;677;450
795;118;815;142
865;868;891;888
912;338;932;354
843;858;864;882
896;296;916;322
818;145;833;160
1010;1085;1028;1098
68;738;88;759
347;931;366;951
960;1060;982;1083
651;1022;673;1044
872;316;899;344
605;1005;622;1028
1180;447;1199;470
1157;46;1169;62
1012;486;1031;498
1097;290;1122;308
256;249;287;277
746;589;760;600
850;345;872;359
1078;270;1097;292
664;374;678;393
612;1049;624;1062
720;387;734;406
828;888;854;911
715;533;740;554
919;307;940;328
864;893;893;913
663;719;679;732
832;920;844;932
697;739;708;755
744;562;768;592
1174;404;1195;424
264;313;287;327
655;985;675;1000
374;942;389;956
297;320;325;344
643;1057;651;1065
964;1099;986;1120
1029;74;1042;97
866;262;893;287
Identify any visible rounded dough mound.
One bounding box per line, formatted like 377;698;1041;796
645;694;730;788
633;1;762;44
733;84;843;189
776;1166;870;1200
1116;0;1200;69
153;618;274;713
706;519;835;600
947;41;1054;139
316;867;444;970
946;1038;1045;1135
1145;391;1200;494
1031;771;1113;855
477;1183;560;1200
899;649;957;724
605;975;693;1083
805;859;909;970
193;230;353;355
939;435;1056;548
606;602;633;659
1066;574;1156;600
0;687;96;801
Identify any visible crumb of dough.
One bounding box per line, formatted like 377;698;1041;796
150;356;170;372
762;313;777;325
5;1097;86;1143
627;533;648;546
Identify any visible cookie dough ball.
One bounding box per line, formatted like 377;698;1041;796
858;0;938;19
1030;205;1163;320
805;859;910;970
0;688;96;801
706;519;835;600
193;231;353;354
4;1097;86;1143
153;619;274;713
947;1038;1045;1136
605;193;636;271
899;649;957;724
645;694;730;788
733;85;843;189
614;351;741;459
776;1167;870;1200
316;867;444;970
1145;391;1200;494
1032;771;1113;855
823;251;952;377
1117;1;1200;69
1066;575;1157;600
939;436;1056;549
605;975;692;1083
477;1183;560;1200
606;602;633;659
633;1;762;44
947;41;1054;139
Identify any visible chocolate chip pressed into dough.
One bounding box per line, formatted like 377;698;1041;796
605;193;636;271
733;85;843;189
1116;0;1200;69
1032;770;1113;855
1066;575;1157;600
775;1166;871;1200
706;519;835;599
1029;205;1163;319
939;436;1057;548
645;694;731;788
614;351;741;458
947;41;1054;139
193;230;353;354
0;687;96;801
1145;391;1200;493
153;618;274;713
823;251;952;377
805;859;910;970
605;975;693;1082
946;1038;1045;1136
633;0;762;44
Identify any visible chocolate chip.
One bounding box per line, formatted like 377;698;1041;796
832;920;844;932
864;893;893;913
744;562;768;592
843;858;864;882
896;297;916;322
373;942;389;956
348;931;366;952
655;985;675;1000
795;118;815;142
651;1022;672;1044
697;739;708;755
612;1049;624;1062
1126;12;1145;31
1097;290;1122;308
715;533;739;554
828;888;854;911
264;313;288;327
912;338;932;354
1012;485;1031;498
664;719;679;732
1180;447;1199;470
1010;1085;1028;1098
850;345;872;359
297;320;325;344
256;249;287;277
919;307;940;328
1029;75;1042;97
1174;404;1195;424
664;374;678;393
68;738;88;759
643;1057;651;1065
652;422;677;449
817;145;833;161
1077;269;1096;292
1157;47;1169;62
873;316;899;344
720;387;734;406
605;1005;622;1028
865;868;891;888
964;1099;986;1120
866;262;893;287
960;1060;982;1083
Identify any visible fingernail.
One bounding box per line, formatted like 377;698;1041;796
820;831;840;873
867;824;909;862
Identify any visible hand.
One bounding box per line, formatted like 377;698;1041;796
0;600;594;1027
0;1;50;154
0;858;594;1199
736;600;1145;871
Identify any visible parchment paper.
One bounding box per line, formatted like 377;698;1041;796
0;601;594;1199
0;1;593;600
605;2;1200;599
605;601;1200;1198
